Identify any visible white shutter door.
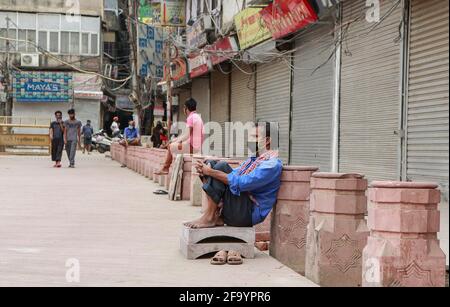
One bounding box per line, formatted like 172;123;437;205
256;60;291;163
407;0;449;193
291;22;335;171
339;0;402;181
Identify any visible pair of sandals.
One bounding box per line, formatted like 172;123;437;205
211;250;243;265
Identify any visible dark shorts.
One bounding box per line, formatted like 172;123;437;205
202;160;253;227
84;137;92;145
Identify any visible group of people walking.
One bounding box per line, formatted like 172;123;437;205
49;109;93;168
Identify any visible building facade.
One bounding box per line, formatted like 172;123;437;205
0;0;104;133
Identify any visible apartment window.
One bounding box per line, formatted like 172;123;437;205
61;31;70;53
27;30;36;52
91;34;98;55
0;12;100;56
38;31;47;50
18;29;27;52
82;33;89;54
70;32;80;55
49;32;59;53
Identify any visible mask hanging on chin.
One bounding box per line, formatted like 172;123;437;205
247;142;259;157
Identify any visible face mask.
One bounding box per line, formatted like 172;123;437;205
248;142;259;156
129;125;134;129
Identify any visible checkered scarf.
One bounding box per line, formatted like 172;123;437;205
238;150;279;176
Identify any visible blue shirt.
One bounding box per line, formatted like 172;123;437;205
124;127;139;140
227;157;283;225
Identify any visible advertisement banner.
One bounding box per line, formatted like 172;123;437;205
186;18;208;52
235;8;271;50
12;71;73;103
260;0;318;39
188;52;211;79
139;0;162;25
161;0;185;27
137;24;165;79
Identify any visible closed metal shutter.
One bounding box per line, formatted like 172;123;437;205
256;60;291;163
291;21;335;171
407;0;449;194
230;63;256;157
210;70;230;157
339;0;402;181
231;64;256;123
191;77;210;123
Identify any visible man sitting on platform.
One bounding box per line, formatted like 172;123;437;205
120;120;141;147
185;122;282;229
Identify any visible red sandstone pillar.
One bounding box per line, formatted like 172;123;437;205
270;166;318;274
305;173;369;287
363;181;446;287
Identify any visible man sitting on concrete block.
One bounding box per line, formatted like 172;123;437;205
185;122;282;229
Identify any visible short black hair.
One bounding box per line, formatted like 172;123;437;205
184;98;197;112
68;109;75;115
55;110;62;116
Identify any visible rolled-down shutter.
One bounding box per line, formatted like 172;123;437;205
230;63;256;158
210;70;230;157
256;60;291;163
291;21;335;171
191;77;210;123
339;0;402;181
407;0;449;193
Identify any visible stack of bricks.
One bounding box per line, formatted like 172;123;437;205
363;181;446;287
270;166;319;274
305;173;369;287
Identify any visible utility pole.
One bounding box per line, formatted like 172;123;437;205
4;16;11;118
128;0;142;131
165;28;173;133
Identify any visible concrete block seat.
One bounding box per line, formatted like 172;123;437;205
180;225;256;260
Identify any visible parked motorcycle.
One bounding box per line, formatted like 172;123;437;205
92;130;114;154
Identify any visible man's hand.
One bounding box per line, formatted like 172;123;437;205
195;160;212;177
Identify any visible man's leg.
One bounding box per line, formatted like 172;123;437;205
51;139;58;164
65;141;72;163
69;141;77;166
184;161;233;229
55;139;64;166
156;143;175;174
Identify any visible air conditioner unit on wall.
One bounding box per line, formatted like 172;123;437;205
21;53;39;67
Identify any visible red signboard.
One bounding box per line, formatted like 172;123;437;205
188;52;211;78
206;36;239;66
260;0;318;39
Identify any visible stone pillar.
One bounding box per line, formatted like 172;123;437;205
181;156;193;201
270;166;318;275
363;181;446;287
305;173;369;287
190;155;209;207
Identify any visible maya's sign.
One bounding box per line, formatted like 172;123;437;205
261;0;318;39
13;72;73;103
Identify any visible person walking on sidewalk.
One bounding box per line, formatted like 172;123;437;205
155;98;204;175
49;110;65;168
64;109;82;168
82;120;94;154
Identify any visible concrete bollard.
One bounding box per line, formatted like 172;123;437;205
305;173;369;287
270;166;319;275
363;181;446;287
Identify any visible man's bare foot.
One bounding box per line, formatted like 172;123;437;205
184;215;221;229
154;168;169;175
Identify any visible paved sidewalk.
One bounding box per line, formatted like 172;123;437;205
0;154;317;287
